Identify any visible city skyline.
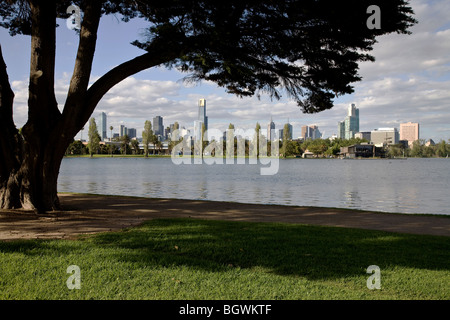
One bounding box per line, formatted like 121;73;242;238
1;0;449;143
90;103;421;147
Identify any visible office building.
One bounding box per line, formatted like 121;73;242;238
301;125;321;140
337;121;345;139
127;128;136;139
267;118;275;141
194;120;204;141
399;122;419;147
338;104;359;139
312;125;321;140
153;116;164;138
198;99;208;130
301;125;308;139
194;99;208;141
98;112;107;141
165;127;170;139
371;128;399;146
278;129;284;140
355;132;371;141
120;125;127;137
345;104;359;139
284;122;293;140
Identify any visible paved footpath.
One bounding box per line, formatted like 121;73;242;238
0;193;449;240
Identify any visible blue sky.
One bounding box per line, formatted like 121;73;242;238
1;0;449;142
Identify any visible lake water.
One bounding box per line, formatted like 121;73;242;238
58;157;450;215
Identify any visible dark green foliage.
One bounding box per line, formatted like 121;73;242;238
135;0;416;113
66;140;86;155
0;0;416;113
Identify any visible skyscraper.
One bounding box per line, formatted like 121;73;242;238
98;112;107;141
310;125;321;140
195;99;208;141
338;104;359;139
301;125;321;140
120;125;127;137
345;104;359;139
153;116;164;138
127;128;136;139
337;121;345;139
267;118;275;141
301;125;308;139
285;122;293;140
194;120;203;141
198;99;207;127
199;99;208;138
400;122;419;147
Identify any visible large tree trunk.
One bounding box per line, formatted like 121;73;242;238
0;1;187;213
0;45;65;212
0;45;23;210
0;0;66;212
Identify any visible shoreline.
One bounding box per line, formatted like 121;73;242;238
0;193;449;241
64;155;449;159
60;192;450;218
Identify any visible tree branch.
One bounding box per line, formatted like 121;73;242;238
61;1;102;129
26;0;59;124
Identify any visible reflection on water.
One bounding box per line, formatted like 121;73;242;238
198;179;208;200
87;181;98;194
344;191;361;208
58;157;450;215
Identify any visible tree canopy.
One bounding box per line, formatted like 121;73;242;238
1;0;416;113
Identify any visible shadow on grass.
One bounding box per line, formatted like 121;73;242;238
89;218;450;280
1;218;449;281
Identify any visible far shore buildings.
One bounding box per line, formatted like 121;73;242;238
340;144;385;158
338;104;360;140
301;125;321;140
98;112;107;141
278;121;293;140
194;99;208;141
267;118;276;141
400;122;419;146
119;124;136;139
153;115;164;140
355;131;371;141
371;128;399;146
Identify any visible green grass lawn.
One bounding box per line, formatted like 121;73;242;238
0;218;448;300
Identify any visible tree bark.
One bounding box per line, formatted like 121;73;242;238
0;1;189;212
0;45;23;209
0;0;63;212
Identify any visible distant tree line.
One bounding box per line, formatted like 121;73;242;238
389;139;450;158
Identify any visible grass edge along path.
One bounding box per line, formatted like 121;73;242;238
0;218;449;300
